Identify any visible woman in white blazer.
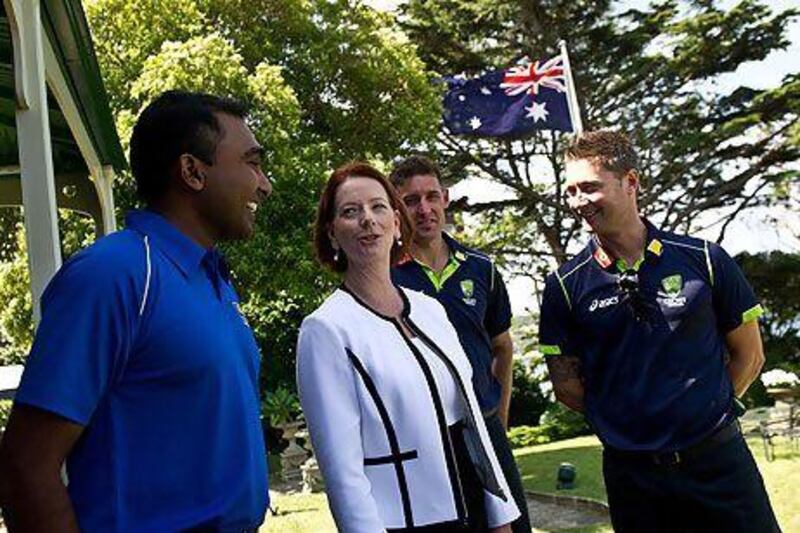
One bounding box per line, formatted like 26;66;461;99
297;162;520;532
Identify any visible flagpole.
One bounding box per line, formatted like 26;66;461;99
559;39;584;134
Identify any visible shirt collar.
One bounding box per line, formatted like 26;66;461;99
590;218;664;271
125;210;216;278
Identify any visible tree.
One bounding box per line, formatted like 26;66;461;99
80;0;441;392
400;0;800;285
1;1;441;393
737;251;800;372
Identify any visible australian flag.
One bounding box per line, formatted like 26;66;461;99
443;55;575;137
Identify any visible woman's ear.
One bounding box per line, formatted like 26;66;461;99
328;225;338;250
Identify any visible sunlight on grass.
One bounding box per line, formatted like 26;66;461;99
261;491;335;532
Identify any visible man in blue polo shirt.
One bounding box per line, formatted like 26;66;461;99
539;130;779;531
0;91;272;531
390;155;532;533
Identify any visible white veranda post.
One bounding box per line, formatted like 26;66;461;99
5;0;62;324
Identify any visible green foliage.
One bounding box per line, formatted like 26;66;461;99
0;225;33;365
402;0;800;280
81;0;441;397
540;402;591;441
261;385;301;426
0;399;11;430
736;251;800;409
508;358;548;427
508;402;590;449
507;424;552;448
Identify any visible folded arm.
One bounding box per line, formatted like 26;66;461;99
546;355;585;412
725;319;765;398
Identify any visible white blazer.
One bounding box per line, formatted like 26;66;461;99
297;286;520;532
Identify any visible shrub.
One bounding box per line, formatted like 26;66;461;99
540;402;591;441
508;359;548;427
508;403;592;449
261;385;301;427
0;399;12;431
507;425;551;448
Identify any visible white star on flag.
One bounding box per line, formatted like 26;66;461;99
525;102;549;123
480;86;492;95
468;116;482;130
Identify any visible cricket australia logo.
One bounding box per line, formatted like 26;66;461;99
658;274;687;308
460;279;477;306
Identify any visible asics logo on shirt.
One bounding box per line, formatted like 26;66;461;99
589;295;619;312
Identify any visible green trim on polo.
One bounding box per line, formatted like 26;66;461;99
540;344;562;355
615;256;645;273
420;253;461;292
741;304;764;324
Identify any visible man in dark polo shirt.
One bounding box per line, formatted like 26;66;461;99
0;91;272;531
539;130;779;532
390;155;532;533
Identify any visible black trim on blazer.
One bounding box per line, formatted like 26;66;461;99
339;283;412;321
392;323;468;524
364;450;418;466
346;349;414;528
404;317;506;501
339;285;467;523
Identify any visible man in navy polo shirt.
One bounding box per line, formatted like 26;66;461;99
390;155;532;533
539;130;779;531
0;91;272;531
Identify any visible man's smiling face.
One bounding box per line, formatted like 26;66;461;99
564;157;636;234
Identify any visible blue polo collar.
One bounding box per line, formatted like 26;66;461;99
125;210;223;279
590;218;664;272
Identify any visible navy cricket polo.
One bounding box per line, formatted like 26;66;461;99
539;220;763;452
392;233;512;414
16;210;268;531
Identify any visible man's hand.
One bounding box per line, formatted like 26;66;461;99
491;331;514;429
725;319;765;398
490;523;513;533
0;404;83;532
546;355;585;412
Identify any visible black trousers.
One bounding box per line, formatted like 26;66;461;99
603;431;781;533
484;413;532;533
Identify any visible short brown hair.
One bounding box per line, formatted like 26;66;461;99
389;155;442;189
564;130;639;177
314;162;413;272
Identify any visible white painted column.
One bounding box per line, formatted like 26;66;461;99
5;0;62;324
91;165;117;235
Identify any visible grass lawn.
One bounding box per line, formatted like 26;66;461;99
262;435;799;532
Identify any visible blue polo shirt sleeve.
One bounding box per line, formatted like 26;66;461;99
538;272;578;357
15;241;143;425
708;242;763;333
484;264;512;338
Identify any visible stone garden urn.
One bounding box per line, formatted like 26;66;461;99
277;419;308;483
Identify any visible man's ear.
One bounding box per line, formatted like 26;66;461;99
626;170;640;193
178;154;206;193
442;187;450;209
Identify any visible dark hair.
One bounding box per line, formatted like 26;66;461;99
129;90;250;203
563;130;639;177
314;162;412;273
389;154;442;189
